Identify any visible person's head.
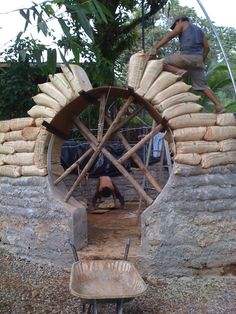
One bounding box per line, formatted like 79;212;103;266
100;187;112;198
170;16;190;30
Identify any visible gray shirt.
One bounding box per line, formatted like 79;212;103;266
179;22;204;55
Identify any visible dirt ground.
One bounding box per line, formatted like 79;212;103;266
80;201;143;260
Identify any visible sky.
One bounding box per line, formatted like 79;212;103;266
0;0;236;58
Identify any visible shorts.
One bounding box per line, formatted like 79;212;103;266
164;53;207;90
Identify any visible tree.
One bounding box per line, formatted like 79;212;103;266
0;37;50;119
1;0;235;119
17;0;168;85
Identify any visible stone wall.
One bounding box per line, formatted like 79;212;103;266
63;163;169;205
141;163;236;278
0;175;87;266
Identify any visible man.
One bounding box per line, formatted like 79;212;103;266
147;16;226;113
92;176;125;209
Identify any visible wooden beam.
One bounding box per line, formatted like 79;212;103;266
68;120;153;205
53;147;93;185
118;124;163;164
96;96;134;149
97;93;106;143
64;96;136;201
105;116;162;193
64;96;136;202
113;106;143;134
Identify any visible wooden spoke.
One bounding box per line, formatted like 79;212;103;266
70;119;153;205
97;93;106;143
105;116;162;193
118;124;163;164
64;96;136;202
53;147;93;185
113;106;143;134
47;86;167;204
96;95;134;150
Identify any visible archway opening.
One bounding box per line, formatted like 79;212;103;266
46;87;171;259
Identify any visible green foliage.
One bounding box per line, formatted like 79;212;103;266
1;0;236;121
16;0;168;86
0;38;50;120
0;61;44;120
199;62;236;112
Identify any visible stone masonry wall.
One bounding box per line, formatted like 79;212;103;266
63;163;170;205
141;163;236;279
0;176;87;266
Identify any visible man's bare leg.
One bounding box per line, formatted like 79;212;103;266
163;64;187;77
202;87;225;113
165;65;225;113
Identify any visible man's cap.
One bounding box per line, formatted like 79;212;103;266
170;16;190;30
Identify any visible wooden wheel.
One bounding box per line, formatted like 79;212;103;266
47;87;165;204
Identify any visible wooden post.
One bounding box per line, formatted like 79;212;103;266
97;93;106;142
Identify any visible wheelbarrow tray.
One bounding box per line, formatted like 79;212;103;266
69;259;147;302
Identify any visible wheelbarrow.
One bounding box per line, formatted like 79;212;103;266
66;239;147;314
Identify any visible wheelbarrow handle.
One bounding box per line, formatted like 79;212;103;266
124;238;131;261
65;239;79;262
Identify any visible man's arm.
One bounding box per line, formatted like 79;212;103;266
147;22;184;55
111;191;118;208
202;35;210;61
112;183;124;208
92;191;100;208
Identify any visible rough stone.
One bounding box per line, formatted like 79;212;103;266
141;163;236;278
0;176;87;266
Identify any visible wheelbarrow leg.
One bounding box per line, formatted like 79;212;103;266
82;303;86;314
92;299;97;314
116;299;123;314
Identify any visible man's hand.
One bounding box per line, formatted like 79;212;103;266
147;47;156;55
146;47;156;60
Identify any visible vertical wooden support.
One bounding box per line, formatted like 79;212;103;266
97;93;106;143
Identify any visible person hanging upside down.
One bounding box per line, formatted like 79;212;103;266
92;176;125;209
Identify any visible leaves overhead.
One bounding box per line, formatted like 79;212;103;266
16;0;168;84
